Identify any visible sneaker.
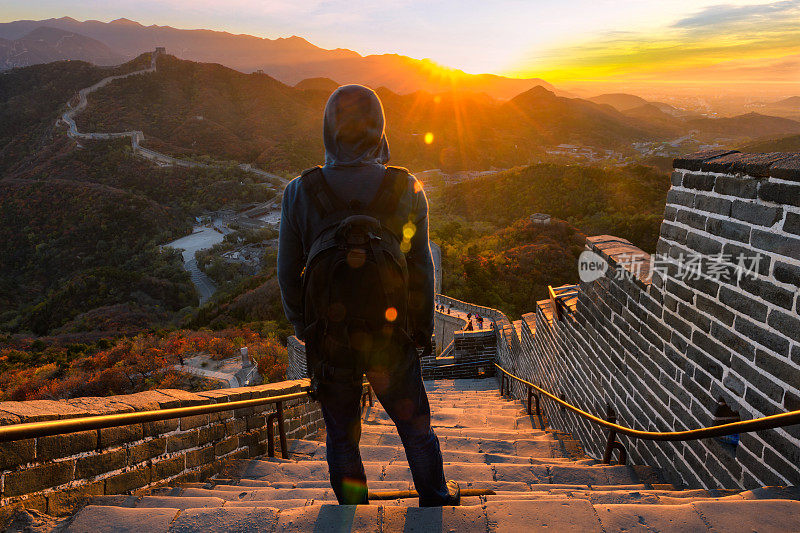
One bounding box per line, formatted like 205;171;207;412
446;480;461;506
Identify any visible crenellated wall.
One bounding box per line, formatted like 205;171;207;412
507;150;800;490
0;380;324;520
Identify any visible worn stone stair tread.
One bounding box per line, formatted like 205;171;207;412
65;505;178;533
284;441;552;464
359;425;549;439
204;479;414;490
46;379;800;532
167;506;279;533
135;496;227;509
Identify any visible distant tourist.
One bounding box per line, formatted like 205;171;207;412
278;85;459;507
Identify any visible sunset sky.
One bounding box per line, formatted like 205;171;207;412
2;0;799;88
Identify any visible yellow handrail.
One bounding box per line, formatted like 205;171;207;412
0;390;311;443
495;363;800;442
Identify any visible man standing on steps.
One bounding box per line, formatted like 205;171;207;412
278;84;460;507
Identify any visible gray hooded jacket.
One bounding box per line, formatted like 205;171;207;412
277;85;434;344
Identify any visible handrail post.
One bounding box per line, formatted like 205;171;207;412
527;386;532;415
267;400;289;459
267;410;277;458
276;400;288;459
602;406;627;465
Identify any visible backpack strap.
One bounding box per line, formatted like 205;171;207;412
300;166;346;218
369;166;410;214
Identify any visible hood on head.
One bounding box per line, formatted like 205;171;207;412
323;84;390;167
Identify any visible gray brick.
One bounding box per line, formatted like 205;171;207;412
665;279;694;302
786;390;800;411
683;173;716;191
686;344;724;380
714;175;758;198
719;286;768;321
784;212;800;236
692;330;731;366
676;210;707;230
683;274;720;298
755;349;800;386
664;310;692;339
670;171;683;186
731;200;782;226
774;261;800;287
667;189;696;208
745;386;783;417
695;194;732;216
722;242;771;276
723;372;745;397
735;316;790;355
663;205;677;221
679;303;711;332
759;182;800;207
695;294;735;326
767;309;800;343
738;275;794;310
710;322;756;361
660;221;688;243
731;356;783;403
686;232;723;256
751;229;800;260
705;217;750;243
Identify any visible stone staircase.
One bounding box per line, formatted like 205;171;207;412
45;379;800;532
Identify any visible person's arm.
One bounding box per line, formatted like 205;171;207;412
406;178;435;346
277;182;306;339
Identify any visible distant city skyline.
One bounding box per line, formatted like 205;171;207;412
2;0;798;90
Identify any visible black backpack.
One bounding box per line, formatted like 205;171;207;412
300;166;413;395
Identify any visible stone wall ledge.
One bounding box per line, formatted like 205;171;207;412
0;379;323;521
0;380;308;426
674;150;800;181
586;235;652;288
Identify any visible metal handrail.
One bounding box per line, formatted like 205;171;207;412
495;363;800;463
0;390;311;444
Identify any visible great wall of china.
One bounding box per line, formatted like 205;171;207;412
2;88;800;529
57;49;287;186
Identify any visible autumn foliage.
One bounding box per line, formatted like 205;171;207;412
0;328;287;401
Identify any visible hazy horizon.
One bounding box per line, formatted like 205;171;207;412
2;0;799;97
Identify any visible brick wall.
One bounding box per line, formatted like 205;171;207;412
0;379;324;520
286;336;307;380
433;310;467;355
510;150;800;490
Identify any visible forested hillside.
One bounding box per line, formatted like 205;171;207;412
73;55;681;172
0;55;151;172
430;162;670;253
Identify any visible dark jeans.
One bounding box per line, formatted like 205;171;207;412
317;346;449;506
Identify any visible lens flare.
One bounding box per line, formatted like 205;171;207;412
402;222;416;240
424;132;434;144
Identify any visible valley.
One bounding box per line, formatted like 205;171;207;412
1;44;798;402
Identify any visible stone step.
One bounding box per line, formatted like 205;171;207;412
66;499;800;532
362;412;533;430
283;439;561;464
223;459;649;486
155;485;724;507
359;424;547;440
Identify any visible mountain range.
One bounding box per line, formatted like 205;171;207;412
0;26;124;70
67;54;800;173
0;17;561;100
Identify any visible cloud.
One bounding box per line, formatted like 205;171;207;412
672;0;799;29
508;0;800;84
